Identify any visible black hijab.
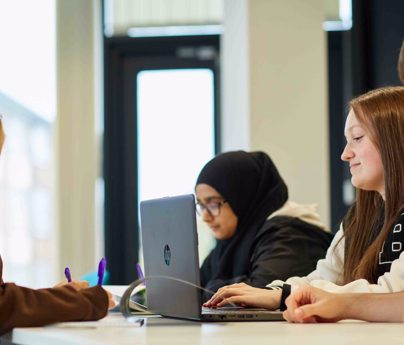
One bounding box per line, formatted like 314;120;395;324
196;150;288;283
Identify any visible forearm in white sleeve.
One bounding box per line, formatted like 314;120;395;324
287;234;404;294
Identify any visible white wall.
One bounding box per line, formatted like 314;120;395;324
222;0;330;225
56;0;102;278
221;0;250;151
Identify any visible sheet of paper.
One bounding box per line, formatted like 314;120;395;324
104;284;145;297
48;315;144;328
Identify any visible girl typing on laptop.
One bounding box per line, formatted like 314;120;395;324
195;150;333;302
277;42;404;324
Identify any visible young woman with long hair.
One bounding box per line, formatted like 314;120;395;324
204;86;404;311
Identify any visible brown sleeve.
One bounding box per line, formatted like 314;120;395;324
0;283;108;335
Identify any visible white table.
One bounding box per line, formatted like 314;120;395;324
4;286;404;345
8;316;404;345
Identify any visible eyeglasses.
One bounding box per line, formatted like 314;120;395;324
196;200;227;217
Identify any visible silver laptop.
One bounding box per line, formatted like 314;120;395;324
139;194;284;322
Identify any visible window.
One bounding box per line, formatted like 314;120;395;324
137;68;215;201
104;35;220;283
0;0;56;287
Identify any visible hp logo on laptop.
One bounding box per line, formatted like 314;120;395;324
164;244;171;266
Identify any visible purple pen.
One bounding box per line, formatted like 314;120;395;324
97;257;107;286
136;263;146;286
64;267;72;283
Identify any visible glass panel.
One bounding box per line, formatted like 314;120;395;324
137;69;216;263
137;69;215;201
0;0;56;288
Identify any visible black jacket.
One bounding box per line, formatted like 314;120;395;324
200;216;333;301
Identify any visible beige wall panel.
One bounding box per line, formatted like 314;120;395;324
57;0;99;278
248;0;329;225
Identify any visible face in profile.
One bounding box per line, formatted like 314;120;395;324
195;183;238;240
341;110;385;196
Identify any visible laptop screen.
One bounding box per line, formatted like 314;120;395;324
140;194;203;320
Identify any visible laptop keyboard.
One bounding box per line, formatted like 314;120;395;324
202;306;271;315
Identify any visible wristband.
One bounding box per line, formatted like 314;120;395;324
279;284;291;311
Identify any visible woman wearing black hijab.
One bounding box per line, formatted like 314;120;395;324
195;151;332;301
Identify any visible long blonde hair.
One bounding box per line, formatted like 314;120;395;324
343;86;404;283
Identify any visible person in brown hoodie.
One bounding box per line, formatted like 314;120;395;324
0;116;112;335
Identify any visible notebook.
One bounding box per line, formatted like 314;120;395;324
139;194;284;322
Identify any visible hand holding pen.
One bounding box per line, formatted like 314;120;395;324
62;266;89;290
96;258;117;308
64;257;106;286
63;259;116;310
53;267;89;290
